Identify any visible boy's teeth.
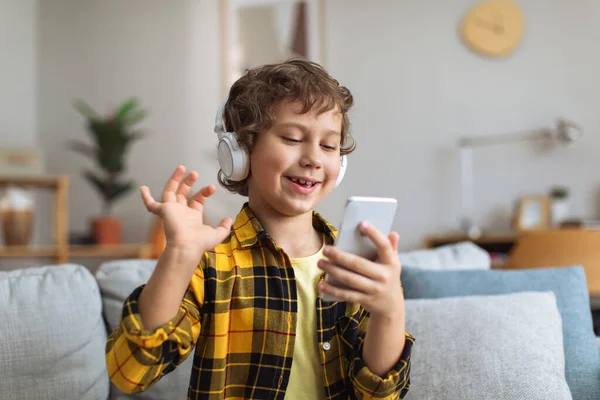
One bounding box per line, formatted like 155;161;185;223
289;177;316;187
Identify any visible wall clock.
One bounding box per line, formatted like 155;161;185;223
460;0;524;58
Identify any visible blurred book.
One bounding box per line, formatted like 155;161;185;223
489;252;509;268
560;218;600;230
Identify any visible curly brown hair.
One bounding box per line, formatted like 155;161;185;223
217;58;355;196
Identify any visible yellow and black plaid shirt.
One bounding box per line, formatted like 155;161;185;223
106;203;414;399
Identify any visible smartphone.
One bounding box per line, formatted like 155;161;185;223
321;196;398;302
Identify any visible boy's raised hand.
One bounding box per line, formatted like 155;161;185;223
140;165;233;265
317;222;403;318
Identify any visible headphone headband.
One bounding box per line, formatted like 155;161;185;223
214;91;230;135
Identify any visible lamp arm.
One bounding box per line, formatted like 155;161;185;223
458;128;553;148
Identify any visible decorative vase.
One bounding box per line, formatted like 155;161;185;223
91;216;121;245
551;199;570;227
149;217;166;258
0;187;34;246
1;210;33;246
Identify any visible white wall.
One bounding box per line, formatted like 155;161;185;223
319;0;600;249
0;0;37;145
38;0;240;254
37;0;600;251
0;0;49;269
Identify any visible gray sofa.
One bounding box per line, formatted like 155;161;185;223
0;243;598;400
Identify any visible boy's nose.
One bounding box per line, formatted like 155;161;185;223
300;152;322;169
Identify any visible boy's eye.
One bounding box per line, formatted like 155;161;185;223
282;137;301;143
321;144;337;151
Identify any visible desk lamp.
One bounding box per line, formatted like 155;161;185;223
458;119;583;238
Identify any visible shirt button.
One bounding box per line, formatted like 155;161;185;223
322;341;331;351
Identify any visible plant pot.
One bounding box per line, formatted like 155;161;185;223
91;216;121;245
1;209;33;246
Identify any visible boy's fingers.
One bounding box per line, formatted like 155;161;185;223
324;246;382;281
389;232;400;252
140;186;160;214
189;185;216;210
163;165;186;202
317;260;375;294
176;170;198;204
318;281;363;304
360;221;395;263
219;217;233;229
212;217;234;245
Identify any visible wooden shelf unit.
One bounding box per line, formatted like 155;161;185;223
0;245;59;258
423;232;518;249
0;175;152;263
69;244;152;259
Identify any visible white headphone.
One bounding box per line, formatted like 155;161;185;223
214;93;347;187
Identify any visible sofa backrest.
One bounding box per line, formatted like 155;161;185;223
96;259;193;400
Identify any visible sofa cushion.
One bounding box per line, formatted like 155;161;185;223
401;265;600;400
96;259;192;400
399;241;491;270
0;264;109;400
404;291;571;400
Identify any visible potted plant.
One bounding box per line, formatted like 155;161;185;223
69;97;146;244
549;185;570;227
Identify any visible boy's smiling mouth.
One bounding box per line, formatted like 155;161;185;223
284;176;321;194
286;176;320;186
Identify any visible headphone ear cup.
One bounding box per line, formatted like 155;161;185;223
217;134;250;181
335;155;347;188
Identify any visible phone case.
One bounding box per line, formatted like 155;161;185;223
321;196;398;302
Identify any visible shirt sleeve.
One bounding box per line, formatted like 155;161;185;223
348;308;415;400
105;261;205;394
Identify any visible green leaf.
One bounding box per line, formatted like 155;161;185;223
116;98;139;121
66;140;96;159
109;181;134;202
73;99;100;120
74;98;145;191
82;171;134;205
125;131;144;142
123;108;147;126
86;120;127;173
83;170;107;199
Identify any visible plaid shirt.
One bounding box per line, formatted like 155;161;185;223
106;203;414;399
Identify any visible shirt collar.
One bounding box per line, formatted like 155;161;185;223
232;202;338;249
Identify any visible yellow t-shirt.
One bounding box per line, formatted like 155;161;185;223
284;241;326;400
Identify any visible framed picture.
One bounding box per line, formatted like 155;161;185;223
514;195;551;232
0;147;45;177
218;0;325;96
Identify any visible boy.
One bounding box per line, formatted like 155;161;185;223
106;59;414;399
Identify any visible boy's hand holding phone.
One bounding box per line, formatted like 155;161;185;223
317;221;403;318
